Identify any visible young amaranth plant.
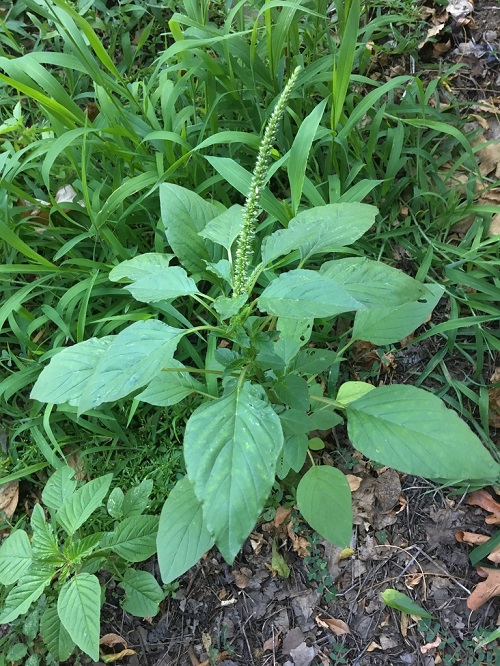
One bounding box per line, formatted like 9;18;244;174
0;470;162;662
29;69;500;588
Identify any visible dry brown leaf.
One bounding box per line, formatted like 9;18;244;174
420;635;442;653
232;567;252;589
274;506;292;528
467;567;500;610
491;368;500;384
418;22;446;49
100;634;128;648
468;489;500;523
315;616;350;635
262;632;280;652
287;521;310;557
0;482;19;519
346;474;362;492
366;641;382;652
455;530;490;545
490;214;500;237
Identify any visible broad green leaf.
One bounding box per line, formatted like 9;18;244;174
107;487;125;520
277;318;313;345
160;183;220;273
381;589;433;619
273;375;310;411
157;477;214;584
136;360;205;407
118;266;198;304
56;474;112;536
276;434;309;479
273;336;301;368
199;204;244;250
31;504;60;562
31;320;184;413
58;573;101;662
30;337;114;406
7;644;27;662
185;382;283;563
108;253;174;282
320;258;427;308
346;385;500;482
105;515;159;562
120;569;164;617
352;284;444;344
258;269;365;319
336;381;375;405
41;606;74;663
214;294;247;320
206;259;232;284
0;530;32;585
0;566;54;623
308;408;343;430
293;348;337;374
41;465;77;511
297;466;352;546
122;479;154;518
279;409;312;435
261;203;377;264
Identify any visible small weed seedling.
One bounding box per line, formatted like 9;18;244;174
29;69;500;594
0;467;163;662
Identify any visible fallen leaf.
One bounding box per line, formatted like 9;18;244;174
232;567;252;589
290;642;316;666
0;482;19;519
489;388;500;427
99;634;129;648
467;490;500;524
446;0;473;20
346;474;362;492
366;641;382;652
418;22;446;49
455;530;490;545
315;616;350;635
467;568;500;610
287;521;310;557
262;632;280;652
274;506;292;528
420;635;442;653
491;368;500;384
101;650;137;663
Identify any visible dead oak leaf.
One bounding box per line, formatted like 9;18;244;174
0;481;19;519
420;635;442;653
467;567;500;610
467;490;500;524
315;616;350;635
287;521;310;557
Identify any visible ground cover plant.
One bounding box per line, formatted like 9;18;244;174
0;0;499;663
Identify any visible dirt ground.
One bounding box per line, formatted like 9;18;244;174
94;3;500;665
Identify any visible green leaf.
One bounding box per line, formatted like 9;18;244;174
293;348;337;374
136;360;205;407
119;569;164;617
185;382;283;563
273;375;310;411
277;318;313;345
336;381;375;405
31;320;184;414
276;434;309;479
160;183;220;273
6;643;28;662
320;258;427;308
41;466;77;511
261;203;377;264
56;474;112;536
199;204;244;250
308;408;343;430
63;534;102;563
214;294;247;320
346;385;500;482
57;573;101;662
0;566;54;623
0;530;32;585
108;253;174;282
105;515;159;562
297;466;352;546
31;504;60;563
157;477;214;584
107;487;125;520
352;284;444;344
258;269;365;319
381;589;433;619
41;606;74;663
118;266;198;304
122;479;154;518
